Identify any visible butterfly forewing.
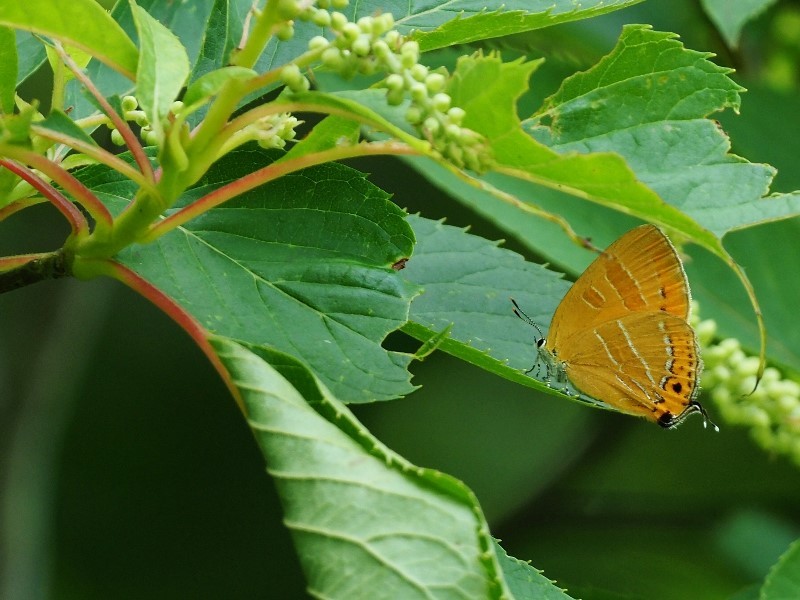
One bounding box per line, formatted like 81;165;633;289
547;225;691;353
559;312;702;421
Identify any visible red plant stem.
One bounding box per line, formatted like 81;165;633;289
95;258;244;412
54;42;154;182
0;197;45;222
144;141;417;240
1;148;113;228
0;159;87;234
31;125;156;193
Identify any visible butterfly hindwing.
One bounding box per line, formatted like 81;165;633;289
558;312;702;421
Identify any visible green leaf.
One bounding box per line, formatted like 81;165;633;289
79;146;418;403
402;214;607;411
408;0;643;51
0;26;16;114
182;65;257;109
449;48;711;249
62;0;242;120
131;2;190;131
399;27;778;373
701;0;778;48
494;540;574;600
211;337;517;599
760;538;800;599
686;219;800;371
281;89;420;147
15;30;47;86
283;114;361;161
0;0;139;79
403;214;566;376
528;24;798;237
190;0;250;80
0;102;36;145
37;108;97;146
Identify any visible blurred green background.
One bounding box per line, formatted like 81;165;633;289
3;1;800;598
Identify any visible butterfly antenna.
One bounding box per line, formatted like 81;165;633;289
510;298;545;341
697;401;720;432
669;400;719;432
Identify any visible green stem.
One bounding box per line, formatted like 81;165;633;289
75;189;163;258
184;78;250;171
231;1;282;69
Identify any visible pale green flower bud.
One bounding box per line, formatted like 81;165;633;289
777;393;798;413
144;128;160;145
423;117;440;135
736;356;762;378
738;375;757;396
281;64;309;92
695;319;717;346
121;95;139;112
431;92;451;112
384;30;401;46
762;367;782;385
386;74;404;91
425;72;446;93
110;128;125;146
710;364;732;384
444;123;462;140
447;107;466;125
400;50;418;69
371;40;389;60
352;36;371;56
401;40;419;59
718;338;741;357
405;106;423;124
309;36;329;51
321;47;344;68
409;82;427;102
277;0;300;19
330;11;348;31
342;22;361;42
711;385;731;404
312;10;332;27
357;16;373;33
446;142;463;165
375;13;394;32
409;64;429;82
462;147;481;171
277;22;295;41
386;88;405;106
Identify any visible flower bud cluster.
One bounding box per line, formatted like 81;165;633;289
694;304;800;464
276;1;491;171
109;96;185;146
228;112;301;151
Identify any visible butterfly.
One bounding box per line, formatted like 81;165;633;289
513;224;716;430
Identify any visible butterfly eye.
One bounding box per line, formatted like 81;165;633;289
536;338;546;348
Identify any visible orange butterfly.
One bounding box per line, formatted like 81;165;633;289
513;224;716;430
